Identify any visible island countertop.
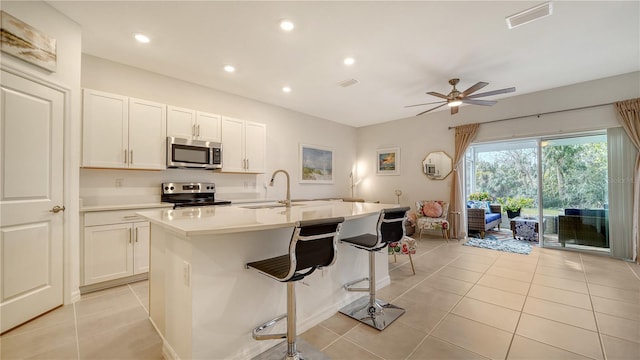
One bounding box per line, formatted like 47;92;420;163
137;200;398;237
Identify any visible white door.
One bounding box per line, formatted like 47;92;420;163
167;106;196;140
133;222;150;274
129;98;166;170
83;223;133;285
196;111;221;142
221;117;246;172
244;121;266;173
0;70;65;333
82;89;128;168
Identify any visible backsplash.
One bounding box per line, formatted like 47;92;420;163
79;168;271;206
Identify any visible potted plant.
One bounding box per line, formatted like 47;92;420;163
468;191;492;201
497;196;534;218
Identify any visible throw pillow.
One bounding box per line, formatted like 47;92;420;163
422;201;443;218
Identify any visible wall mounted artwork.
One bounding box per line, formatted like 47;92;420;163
376;147;400;175
1;11;57;72
300;144;334;184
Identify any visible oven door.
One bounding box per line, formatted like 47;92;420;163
167;137;221;169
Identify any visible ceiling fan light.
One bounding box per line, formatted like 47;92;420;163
448;100;462;107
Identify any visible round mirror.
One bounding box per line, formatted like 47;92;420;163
422;151;453;180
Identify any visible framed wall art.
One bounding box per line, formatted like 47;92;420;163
299;144;333;184
0;11;57;72
376;147;400;175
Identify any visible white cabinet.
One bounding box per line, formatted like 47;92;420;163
82;89;166;170
82;209;153;286
167;105;221;142
221;117;266;173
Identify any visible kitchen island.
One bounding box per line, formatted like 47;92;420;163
137;200;399;360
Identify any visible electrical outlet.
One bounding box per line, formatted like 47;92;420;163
115;178;123;188
183;261;191;287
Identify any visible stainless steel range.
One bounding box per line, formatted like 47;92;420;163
161;182;231;208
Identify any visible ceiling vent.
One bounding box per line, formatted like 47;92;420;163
338;78;359;88
506;1;553;29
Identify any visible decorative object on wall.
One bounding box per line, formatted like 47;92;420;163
422;151;453;180
0;11;57;72
376;147;400;175
299;144;333;184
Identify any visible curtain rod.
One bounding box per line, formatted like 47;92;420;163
448;102;615;130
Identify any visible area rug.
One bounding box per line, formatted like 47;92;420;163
463;237;532;255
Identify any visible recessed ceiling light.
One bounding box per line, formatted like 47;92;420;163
224;65;236;73
343;57;355;66
280;20;295;31
134;33;150;43
282;86;292;93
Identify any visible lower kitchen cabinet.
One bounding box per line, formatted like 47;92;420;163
81;208;162;291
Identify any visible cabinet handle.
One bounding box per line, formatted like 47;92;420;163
124;149;128;164
129;228;132;244
246;158;249;170
197;124;200;137
130;150;133;164
135;227;139;243
123;215;139;219
192;124;196;137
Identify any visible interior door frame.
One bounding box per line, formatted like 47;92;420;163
2;64;80;305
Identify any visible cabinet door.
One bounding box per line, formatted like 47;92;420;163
167;106;196;139
82;89;128;168
221;117;246;172
84;223;133;285
133;222;150;274
196;111;221;142
129;98;167;170
244;121;266;173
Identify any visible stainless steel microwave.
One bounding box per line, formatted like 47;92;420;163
167;137;222;170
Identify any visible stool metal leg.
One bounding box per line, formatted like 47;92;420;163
286;282;300;360
339;251;405;330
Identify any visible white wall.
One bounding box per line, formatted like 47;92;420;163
80;55;357;203
0;1;82;303
356;72;640;208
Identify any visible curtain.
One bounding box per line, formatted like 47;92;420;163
614;98;640;263
449;123;479;239
607;127;637;260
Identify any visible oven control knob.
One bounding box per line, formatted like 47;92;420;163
164;186;169;191
170;186;175;190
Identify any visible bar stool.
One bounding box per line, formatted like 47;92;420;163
246;217;345;360
339;206;410;330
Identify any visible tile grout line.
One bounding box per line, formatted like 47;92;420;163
404;247;504;360
580;253;608;360
503;247;541;359
73;302;81;360
624;260;640;281
128;282;149;314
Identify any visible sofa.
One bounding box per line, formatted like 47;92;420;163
558;208;609;248
467;201;502;238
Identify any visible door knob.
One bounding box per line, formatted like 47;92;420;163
50;205;65;213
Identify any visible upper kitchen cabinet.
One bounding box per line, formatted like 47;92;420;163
167;106;221;143
221;117;266;173
82;89;166;170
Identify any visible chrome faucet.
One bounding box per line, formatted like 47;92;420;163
270;169;291;207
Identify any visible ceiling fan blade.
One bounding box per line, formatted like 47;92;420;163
467;87;516;98
450;106;459;115
427;91;449;100
404;100;447;108
461;82;489;97
416;103;447;116
462;99;497;106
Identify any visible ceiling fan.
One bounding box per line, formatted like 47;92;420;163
406;78;516;116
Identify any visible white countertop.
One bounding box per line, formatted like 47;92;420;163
136;200;399;237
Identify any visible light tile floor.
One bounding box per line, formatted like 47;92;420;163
2;233;640;359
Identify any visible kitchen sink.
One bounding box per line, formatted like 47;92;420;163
240;203;304;210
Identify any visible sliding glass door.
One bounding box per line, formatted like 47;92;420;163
540;134;609;252
466;132;611;254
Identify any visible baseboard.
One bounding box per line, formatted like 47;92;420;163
70;289;82;303
79;273;148;294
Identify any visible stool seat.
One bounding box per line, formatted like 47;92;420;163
247;217;345;360
339;207;410;331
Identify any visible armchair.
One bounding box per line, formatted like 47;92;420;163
415;200;450;241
